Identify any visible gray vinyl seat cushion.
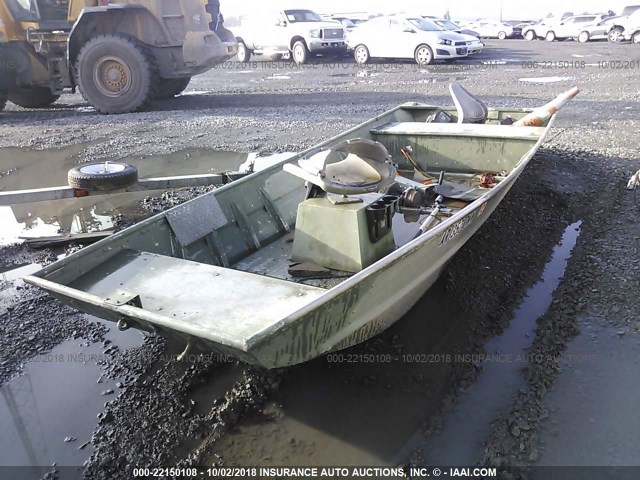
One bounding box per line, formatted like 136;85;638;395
283;138;397;195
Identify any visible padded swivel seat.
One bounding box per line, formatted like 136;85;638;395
450;83;489;124
283;138;397;197
283;139;398;273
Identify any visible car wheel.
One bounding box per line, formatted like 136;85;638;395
68;162;138;191
524;30;536;41
76;34;159;114
497;31;507;40
292;41;309;65
414;44;434;67
8;86;60;108
578;31;590;43
236;40;252;63
632;31;640;44
608;27;623;42
545;31;556;42
354;44;370;65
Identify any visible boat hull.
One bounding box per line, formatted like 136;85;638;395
26;103;556;368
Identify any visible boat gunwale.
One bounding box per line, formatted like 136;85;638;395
24;103;556;353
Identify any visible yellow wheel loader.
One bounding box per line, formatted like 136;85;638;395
0;0;237;113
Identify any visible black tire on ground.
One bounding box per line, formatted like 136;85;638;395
497;31;507;40
578;31;590;43
292;40;310;65
155;77;191;99
8;86;59;108
76;34;159;114
414;44;434;66
0;91;7;112
524;30;536;41
68;162;138;191
545;31;556;42
354;44;370;65
236;40;252;62
632;31;640;44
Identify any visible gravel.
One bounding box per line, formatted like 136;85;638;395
0;40;638;476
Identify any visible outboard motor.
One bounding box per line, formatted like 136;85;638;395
449;83;488;124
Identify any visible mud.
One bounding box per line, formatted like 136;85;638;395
0;40;638;478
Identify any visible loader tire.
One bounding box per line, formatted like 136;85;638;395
8;87;59;108
76;34;159;114
68;162;138;191
155;77;191;99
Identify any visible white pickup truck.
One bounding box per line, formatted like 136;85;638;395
233;9;347;64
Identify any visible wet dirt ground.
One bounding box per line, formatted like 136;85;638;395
0;40;639;479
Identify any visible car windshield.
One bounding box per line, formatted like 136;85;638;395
284;10;323;23
407;17;444;31
435;19;460;30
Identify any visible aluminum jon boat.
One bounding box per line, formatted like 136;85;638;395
25;84;579;368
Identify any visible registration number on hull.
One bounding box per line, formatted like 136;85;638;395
439;211;478;245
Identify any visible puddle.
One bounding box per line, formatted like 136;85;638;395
519;76;577;84
0;146;285;247
179;90;212;96
0;145;251;192
533;325;640;475
189;363;245;416
238;152;297;173
0;195;147;247
266;75;292;80
0;263;43;282
0;317;144;477
394;221;582;465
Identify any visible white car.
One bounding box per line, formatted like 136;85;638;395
347;16;469;66
523;14;609;41
462;20;515;39
576;15;618;42
608;8;640;42
429;18;484;54
608;5;640;43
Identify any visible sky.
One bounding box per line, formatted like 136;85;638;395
220;0;631;21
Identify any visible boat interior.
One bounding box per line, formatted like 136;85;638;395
30;86;551;345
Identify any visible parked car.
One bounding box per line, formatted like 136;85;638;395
576;15;618;42
513;21;537;31
426;18;484;54
607;7;640;41
461;20;516;39
325;17;361;31
622;12;640;42
347;15;469;66
523;14;609;41
233;9;346;64
423;16;480;37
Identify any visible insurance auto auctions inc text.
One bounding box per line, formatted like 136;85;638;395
248;466;497;477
